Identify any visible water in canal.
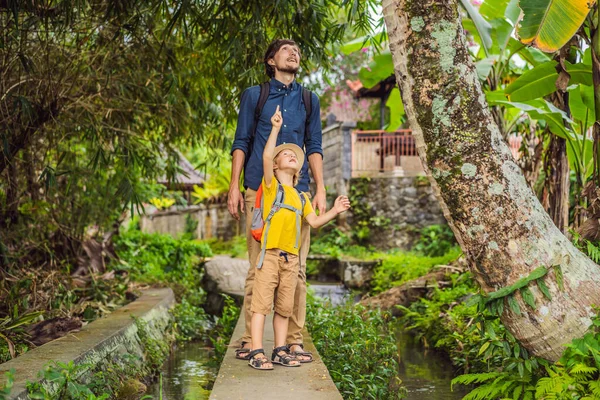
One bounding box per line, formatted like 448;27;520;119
396;328;468;399
146;342;215;400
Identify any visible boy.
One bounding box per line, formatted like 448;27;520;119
247;106;350;370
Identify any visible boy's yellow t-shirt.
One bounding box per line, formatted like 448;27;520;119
261;177;314;255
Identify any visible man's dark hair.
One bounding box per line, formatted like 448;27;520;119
263;39;300;78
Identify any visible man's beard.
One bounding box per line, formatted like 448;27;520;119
278;65;299;75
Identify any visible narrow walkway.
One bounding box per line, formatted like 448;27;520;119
210;313;342;400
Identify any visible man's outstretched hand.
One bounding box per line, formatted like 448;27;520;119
227;185;245;220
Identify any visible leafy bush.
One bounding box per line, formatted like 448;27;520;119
413;224;457;257
307;295;406;399
114;229;212;341
370;247;462;294
452;312;600;400
172;298;210;342
199;235;247;259
114;229;211;286
0;369;14;400
209;295;240;365
27;361;110;400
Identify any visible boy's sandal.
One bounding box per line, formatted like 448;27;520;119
248;349;274;370
288;343;314;363
271;345;301;367
235;342;251;360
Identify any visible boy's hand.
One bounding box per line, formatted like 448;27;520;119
271;105;283;129
333;195;351;214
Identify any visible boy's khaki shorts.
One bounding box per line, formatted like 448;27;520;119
250;249;299;318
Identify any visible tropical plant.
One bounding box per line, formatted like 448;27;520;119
413;224;457;257
307;295;407;399
0;311;43;359
149;197;176;210
191;165;232;204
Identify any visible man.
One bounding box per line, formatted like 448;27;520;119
228;39;326;361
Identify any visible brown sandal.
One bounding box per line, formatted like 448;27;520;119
287;343;313;363
235;342;251;360
248;349;274;370
271;346;301;367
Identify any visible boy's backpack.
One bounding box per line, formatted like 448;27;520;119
250;181;307;269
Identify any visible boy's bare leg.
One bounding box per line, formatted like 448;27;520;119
250;312;272;369
273;312;299;365
273;312;289;349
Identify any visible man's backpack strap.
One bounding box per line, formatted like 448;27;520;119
302;88;312;142
252;82;312;143
252;82;271;140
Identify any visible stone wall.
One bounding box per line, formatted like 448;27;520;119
347;176;446;249
139;203;244;241
319;122;354;195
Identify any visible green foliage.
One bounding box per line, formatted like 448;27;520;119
27;361;110;400
114;229;211;287
182;214;199;241
413;224;457;257
134;318;170;373
114;228;212;342
585;240;600;264
0;369;15;400
467;264;560;320
451;371;536;400
398;267;600;400
199;235;247;259
0;310;42;362
209;296;241;365
348;178;391;245
370;247;462;294
172;297;209;342
310;228;371;260
24;346;161;400
307;296;406;399
191;164;232;204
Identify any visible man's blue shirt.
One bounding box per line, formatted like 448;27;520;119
231;78;323;192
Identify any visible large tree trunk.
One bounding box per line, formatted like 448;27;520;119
382;0;600;361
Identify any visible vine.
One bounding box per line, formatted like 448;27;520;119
469;264;563;317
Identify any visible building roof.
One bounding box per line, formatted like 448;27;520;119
157;151;205;189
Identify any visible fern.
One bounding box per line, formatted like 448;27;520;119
588;380;600;398
450;372;500;390
587;240;600;264
570;363;598;375
462;382;506;400
535;377;560;397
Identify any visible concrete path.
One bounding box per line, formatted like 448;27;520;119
210;313;342;400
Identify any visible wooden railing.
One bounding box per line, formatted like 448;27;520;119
351;130;418;176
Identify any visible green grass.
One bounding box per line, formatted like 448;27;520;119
370;247;462;294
